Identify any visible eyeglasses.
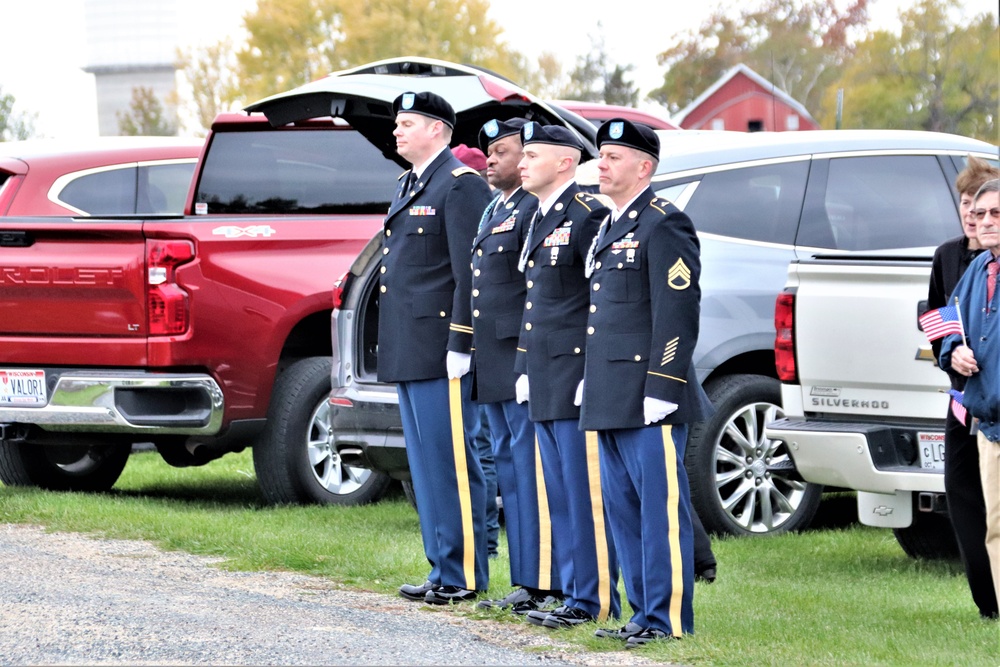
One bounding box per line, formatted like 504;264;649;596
972;207;1000;221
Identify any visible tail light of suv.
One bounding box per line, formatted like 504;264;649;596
332;270;352;309
147;239;195;335
774;291;797;383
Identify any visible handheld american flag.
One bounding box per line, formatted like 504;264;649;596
919;304;964;342
948;389;967;426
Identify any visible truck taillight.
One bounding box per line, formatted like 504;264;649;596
147;240;195;335
774;291;797;383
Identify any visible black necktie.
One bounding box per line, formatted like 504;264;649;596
400;172;414;199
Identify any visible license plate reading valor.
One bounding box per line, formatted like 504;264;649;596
917;431;945;472
0;369;47;407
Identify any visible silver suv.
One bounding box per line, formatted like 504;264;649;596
331;126;995;537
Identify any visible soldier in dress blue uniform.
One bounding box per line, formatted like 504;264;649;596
581;119;714;647
513;122;621;629
470;118;564;615
379;91;494;605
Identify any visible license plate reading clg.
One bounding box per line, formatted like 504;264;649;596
0;369;47;407
917;432;945;472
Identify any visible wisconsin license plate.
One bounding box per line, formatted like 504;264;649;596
0;369;47;407
917;431;945;472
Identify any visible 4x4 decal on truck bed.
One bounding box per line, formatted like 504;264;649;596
212;225;277;238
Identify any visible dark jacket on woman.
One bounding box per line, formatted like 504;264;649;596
927;235;985;390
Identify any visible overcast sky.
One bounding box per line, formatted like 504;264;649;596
0;0;995;138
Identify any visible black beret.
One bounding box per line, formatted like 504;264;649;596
596;118;660;160
393;91;456;129
478;118;529;153
519;121;585;153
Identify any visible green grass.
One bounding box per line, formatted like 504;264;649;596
1;449;997;666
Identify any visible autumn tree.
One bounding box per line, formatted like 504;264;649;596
0;86;36;141
553;31;640;106
650;0;869;117
235;0;338;104
235;0;528;105
823;0;998;140
332;0;521;74
177;37;241;133
117;87;177;136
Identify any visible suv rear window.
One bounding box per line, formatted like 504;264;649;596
195;129;401;214
804;155;957;251
55;161;197;216
663;160;809;245
59;167;136;215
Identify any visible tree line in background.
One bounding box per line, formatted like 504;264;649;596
0;0;995;141
0;87;36;141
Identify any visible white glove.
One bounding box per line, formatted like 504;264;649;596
515;374;530;404
573;380;584;406
446;352;471;379
644;396;679;425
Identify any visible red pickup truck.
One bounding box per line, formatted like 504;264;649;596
0;57;595;506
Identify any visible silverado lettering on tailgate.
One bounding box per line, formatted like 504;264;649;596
811;398;890;409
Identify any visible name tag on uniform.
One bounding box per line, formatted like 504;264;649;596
543;227;571;247
409;206;437;216
492;215;516;233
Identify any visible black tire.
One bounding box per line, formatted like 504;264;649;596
687;374;823;536
0;442;130;492
401;479;418;510
253;357;391;506
893;509;961;560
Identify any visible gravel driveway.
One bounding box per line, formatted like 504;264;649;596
0;524;664;666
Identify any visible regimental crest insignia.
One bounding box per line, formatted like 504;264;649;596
484;119;499;137
668;258;691;290
524;122;534;140
609;122;624;139
401;93;415;110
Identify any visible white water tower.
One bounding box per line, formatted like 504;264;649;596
82;0;179;135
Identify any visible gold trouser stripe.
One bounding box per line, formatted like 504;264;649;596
584;430;612;622
534;436;552;591
661;424;684;638
448;378;476;589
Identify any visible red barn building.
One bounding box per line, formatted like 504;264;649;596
673;64;820;132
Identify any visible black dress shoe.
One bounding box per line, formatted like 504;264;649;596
540;605;595;629
696;566;717;583
594;621;644;640
511;593;562;615
477;587;532;610
625;627;674;648
424;585;480;604
525;608;552;626
398;580;437;601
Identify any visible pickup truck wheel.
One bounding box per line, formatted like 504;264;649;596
687;374;822;536
0;442;130;492
892;510;960;560
253;357;391;506
401;480;418;509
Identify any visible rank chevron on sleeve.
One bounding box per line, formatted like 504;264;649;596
668;258;691;290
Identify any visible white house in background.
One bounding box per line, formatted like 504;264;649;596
82;0;179;136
